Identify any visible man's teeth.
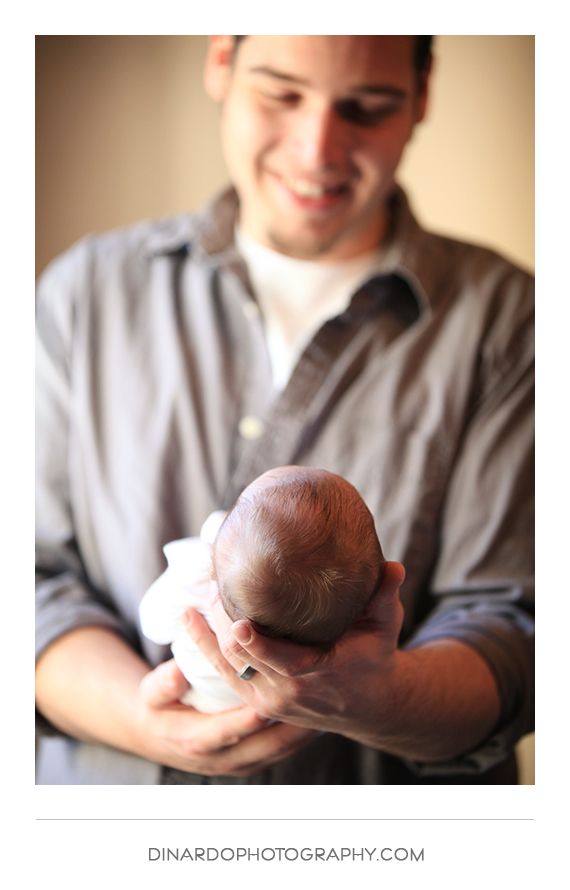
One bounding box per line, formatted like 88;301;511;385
286;178;340;198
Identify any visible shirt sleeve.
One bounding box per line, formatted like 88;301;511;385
403;277;534;776
35;245;136;735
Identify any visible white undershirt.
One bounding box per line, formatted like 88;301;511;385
235;227;385;390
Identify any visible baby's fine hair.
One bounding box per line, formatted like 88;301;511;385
212;467;384;650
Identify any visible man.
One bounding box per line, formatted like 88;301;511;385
35;36;534;784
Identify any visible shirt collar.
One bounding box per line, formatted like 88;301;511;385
143;189;239;258
144;185;443;315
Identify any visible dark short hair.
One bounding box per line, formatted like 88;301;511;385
233;35;433;77
414;36;433;76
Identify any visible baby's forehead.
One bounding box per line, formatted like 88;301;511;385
239;468;364;518
250;466;298;487
245;465;345;492
240;467;297;499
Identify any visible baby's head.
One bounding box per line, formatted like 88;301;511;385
211;466;384;652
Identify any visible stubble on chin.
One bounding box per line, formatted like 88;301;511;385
265;226;343;261
264;200;389;261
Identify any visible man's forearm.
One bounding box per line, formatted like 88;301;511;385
35;626;151;753
343;639;502;763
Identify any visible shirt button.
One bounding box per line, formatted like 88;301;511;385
238;415;265;440
243;301;260;320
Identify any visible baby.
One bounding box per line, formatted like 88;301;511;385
139;466;385;713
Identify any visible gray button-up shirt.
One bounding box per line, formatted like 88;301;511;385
36;187;534;784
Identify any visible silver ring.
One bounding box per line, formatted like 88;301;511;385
237;664;256;681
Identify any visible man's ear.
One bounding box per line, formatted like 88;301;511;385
204;35;237;101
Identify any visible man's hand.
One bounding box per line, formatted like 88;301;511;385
184;561;502;763
35;626;318;778
184;562;406;735
134;656;318;776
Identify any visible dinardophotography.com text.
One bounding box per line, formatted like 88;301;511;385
148;846;425;862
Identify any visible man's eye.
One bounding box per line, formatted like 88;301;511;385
261;91;299;106
336;100;396;126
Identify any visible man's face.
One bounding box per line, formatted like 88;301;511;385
205;35;429;261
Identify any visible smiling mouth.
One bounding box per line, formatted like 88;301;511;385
275;174;350;202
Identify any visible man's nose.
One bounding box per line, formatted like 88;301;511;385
291;103;349;170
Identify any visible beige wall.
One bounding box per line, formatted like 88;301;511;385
35;35;535;782
36;36;227;277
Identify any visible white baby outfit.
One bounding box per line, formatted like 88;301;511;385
139;510;244;713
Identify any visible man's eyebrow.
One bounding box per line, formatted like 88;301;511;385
352;85;408;100
247;65;310;86
247;66;408;99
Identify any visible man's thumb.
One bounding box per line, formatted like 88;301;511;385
140;658;190;707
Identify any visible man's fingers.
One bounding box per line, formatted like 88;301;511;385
200;591;275;676
202;588;315;678
230;620;325;678
224;724;320;775
192;703;272;751
140;651;273;741
140;658;191;708
182;605;248;678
